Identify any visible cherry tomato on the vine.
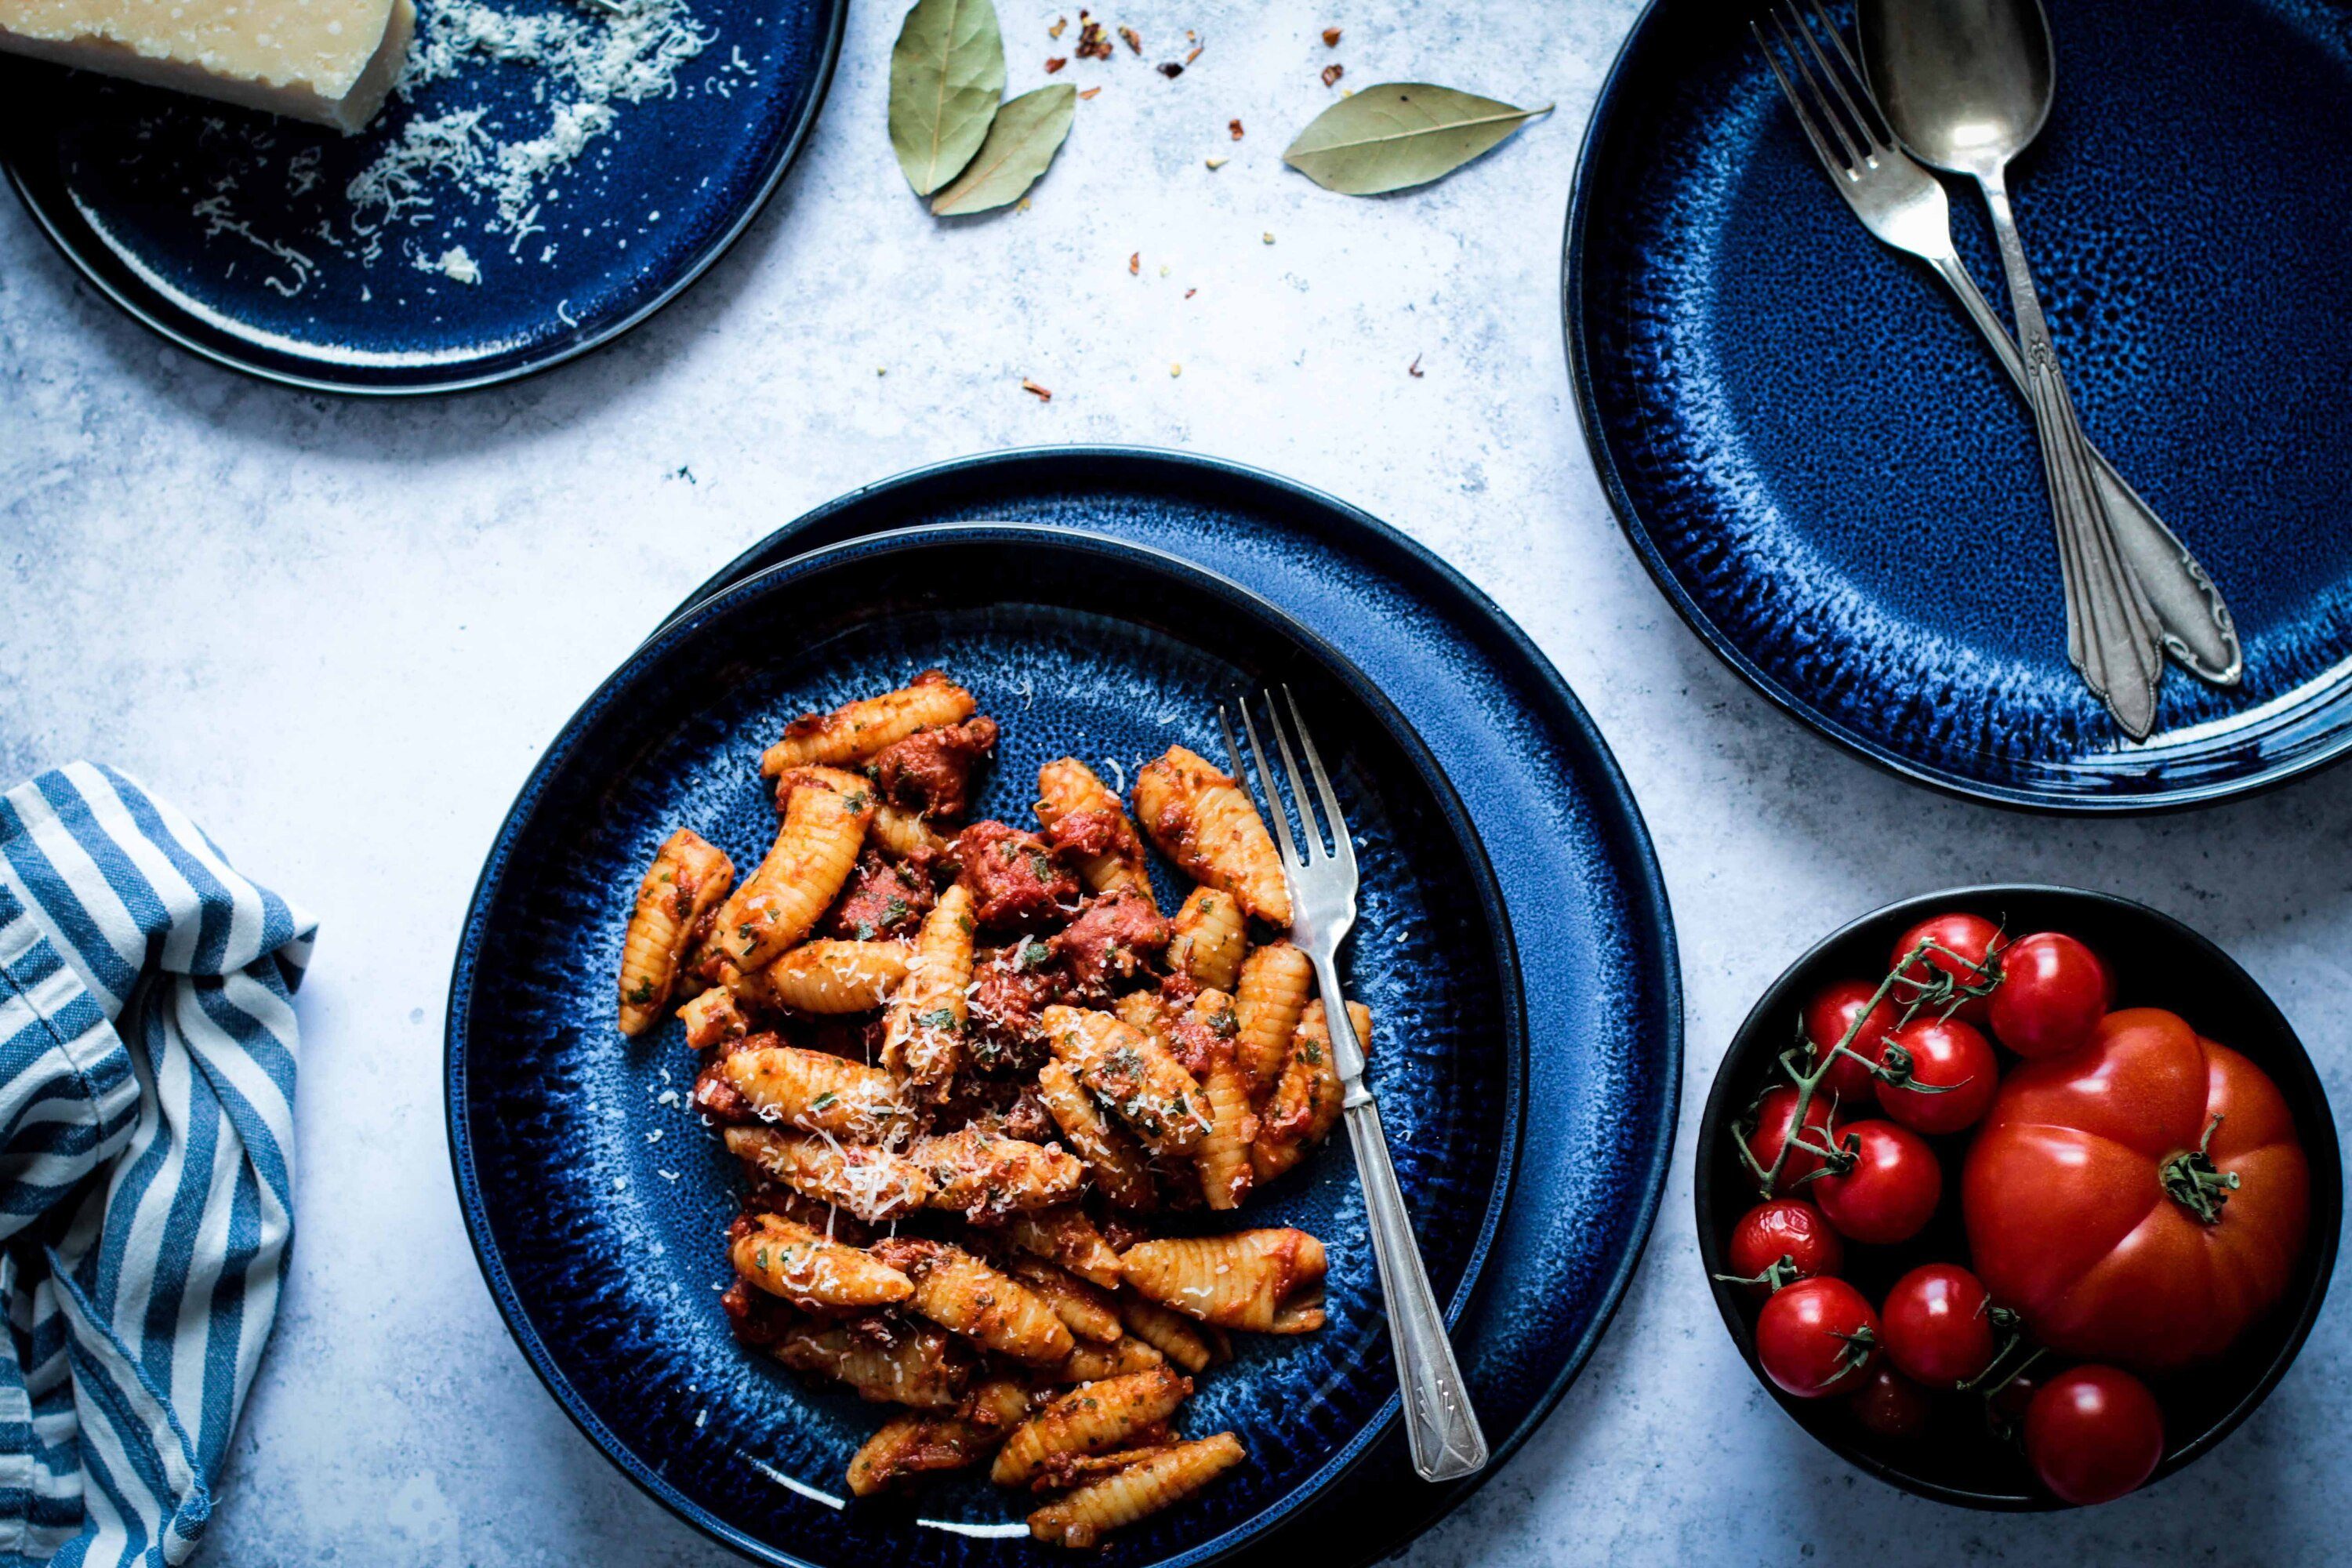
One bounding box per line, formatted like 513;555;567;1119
1984;1360;2048;1440
1987;931;2111;1059
1802;978;1899;1106
1849;1363;1932;1439
2024;1365;2165;1506
1755;1277;1880;1399
1813;1119;1943;1244
1723;1199;1844;1298
1880;1263;1998;1387
1889;912;2005;1024
1742;1083;1835;1192
1873;1017;2000;1134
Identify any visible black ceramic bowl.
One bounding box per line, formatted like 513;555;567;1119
1695;886;2342;1509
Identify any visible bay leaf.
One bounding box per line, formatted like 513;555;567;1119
890;0;1007;198
930;83;1077;216
1282;84;1551;195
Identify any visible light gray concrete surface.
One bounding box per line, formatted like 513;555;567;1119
2;2;2345;1563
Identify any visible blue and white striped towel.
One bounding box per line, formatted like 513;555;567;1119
0;764;314;1567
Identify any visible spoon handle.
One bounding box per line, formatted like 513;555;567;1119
1975;170;2166;739
1926;252;2242;685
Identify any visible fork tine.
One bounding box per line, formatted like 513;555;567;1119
1261;689;1325;865
1753;17;1852;178
1802;0;1895;147
1766;8;1865;171
1281;686;1356;880
1788;0;1885;155
1224;699;1303;869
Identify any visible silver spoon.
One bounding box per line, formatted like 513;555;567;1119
1858;0;2167;738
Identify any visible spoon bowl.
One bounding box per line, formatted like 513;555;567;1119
1860;0;2054;182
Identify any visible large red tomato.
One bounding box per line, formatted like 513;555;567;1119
1963;1007;2309;1370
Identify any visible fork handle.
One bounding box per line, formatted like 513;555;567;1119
1310;958;1487;1482
1926;251;2241;685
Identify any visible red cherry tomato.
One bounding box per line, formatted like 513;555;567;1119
1802;978;1899;1106
1965;1009;2310;1370
1872;1016;2000;1134
1987;932;2111;1059
1723;1199;1844;1298
2024;1365;2165;1505
1813;1119;1943;1243
1880;1263;1998;1387
1849;1363;1932;1439
1888;912;2005;1023
1755;1277;1880;1399
1742;1083;1835;1192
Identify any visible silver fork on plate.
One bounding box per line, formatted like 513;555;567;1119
1217;689;1488;1484
1754;0;2241;695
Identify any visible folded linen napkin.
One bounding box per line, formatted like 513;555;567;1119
0;764;314;1566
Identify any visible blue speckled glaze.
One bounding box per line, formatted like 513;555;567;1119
644;450;1684;1566
0;0;843;393
1567;0;2352;811
450;523;1548;1568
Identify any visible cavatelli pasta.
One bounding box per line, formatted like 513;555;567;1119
1233;942;1314;1102
1036;757;1156;907
731;1214;914;1312
870;800;949;862
869;1239;1076;1367
1042;1005;1213;1156
999;1254;1123;1345
1252;999;1363;1183
724;1126;932;1222
1116;1294;1218;1374
719;1044;911;1140
678;986;751;1051
618;829;735;1034
760;670;978;776
714;779;873;970
909;1127;1086;1217
1120;1229;1328;1334
845;1378;1034;1496
1132;746;1291;925
1166;885;1247;993
1035;1059;1160;1212
1027;1433;1247;1548
1181;988;1259;1212
991;1367;1192;1486
1048;1334;1168;1385
882;883;975;1100
1003;1207;1126;1290
763;938;910;1013
772;1316;971;1409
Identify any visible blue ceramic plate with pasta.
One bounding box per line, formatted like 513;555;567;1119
615;448;1683;1565
450;521;1541;1566
0;0;844;393
1568;0;2352;811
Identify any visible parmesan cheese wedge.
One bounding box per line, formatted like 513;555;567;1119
0;0;417;135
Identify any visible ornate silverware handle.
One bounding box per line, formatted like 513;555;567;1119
1317;955;1489;1483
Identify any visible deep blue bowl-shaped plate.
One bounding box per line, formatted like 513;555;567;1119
1;0;844;394
1567;0;2352;811
450;523;1534;1567
636;448;1683;1565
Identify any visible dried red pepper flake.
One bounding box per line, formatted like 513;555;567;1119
1408;355;1425;379
1322;64;1344;87
1323;27;1342;47
1185;44;1203;64
1127;252;1140;276
1184;287;1198;299
1077;85;1102;99
1046;56;1067;71
1119;24;1142;53
1158;60;1183;78
1075;12;1112;60
1050;16;1067;38
1022;379;1054;401
1228;117;1244;139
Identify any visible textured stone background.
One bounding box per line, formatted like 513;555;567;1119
2;2;2345;1563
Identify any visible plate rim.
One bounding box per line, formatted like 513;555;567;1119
1560;0;2352;816
648;445;1686;1565
0;0;850;397
445;518;1534;1568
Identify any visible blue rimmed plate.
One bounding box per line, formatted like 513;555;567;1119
630;448;1682;1564
451;521;1532;1567
1566;0;2352;811
1;0;844;394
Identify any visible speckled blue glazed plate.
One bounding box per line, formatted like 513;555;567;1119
1567;0;2352;811
451;520;1557;1568
0;0;844;394
633;448;1682;1565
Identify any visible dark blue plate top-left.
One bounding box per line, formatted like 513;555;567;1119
448;525;1523;1568
1;0;844;394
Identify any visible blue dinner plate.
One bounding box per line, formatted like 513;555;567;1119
640;448;1682;1563
1567;0;2352;811
1;0;844;394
